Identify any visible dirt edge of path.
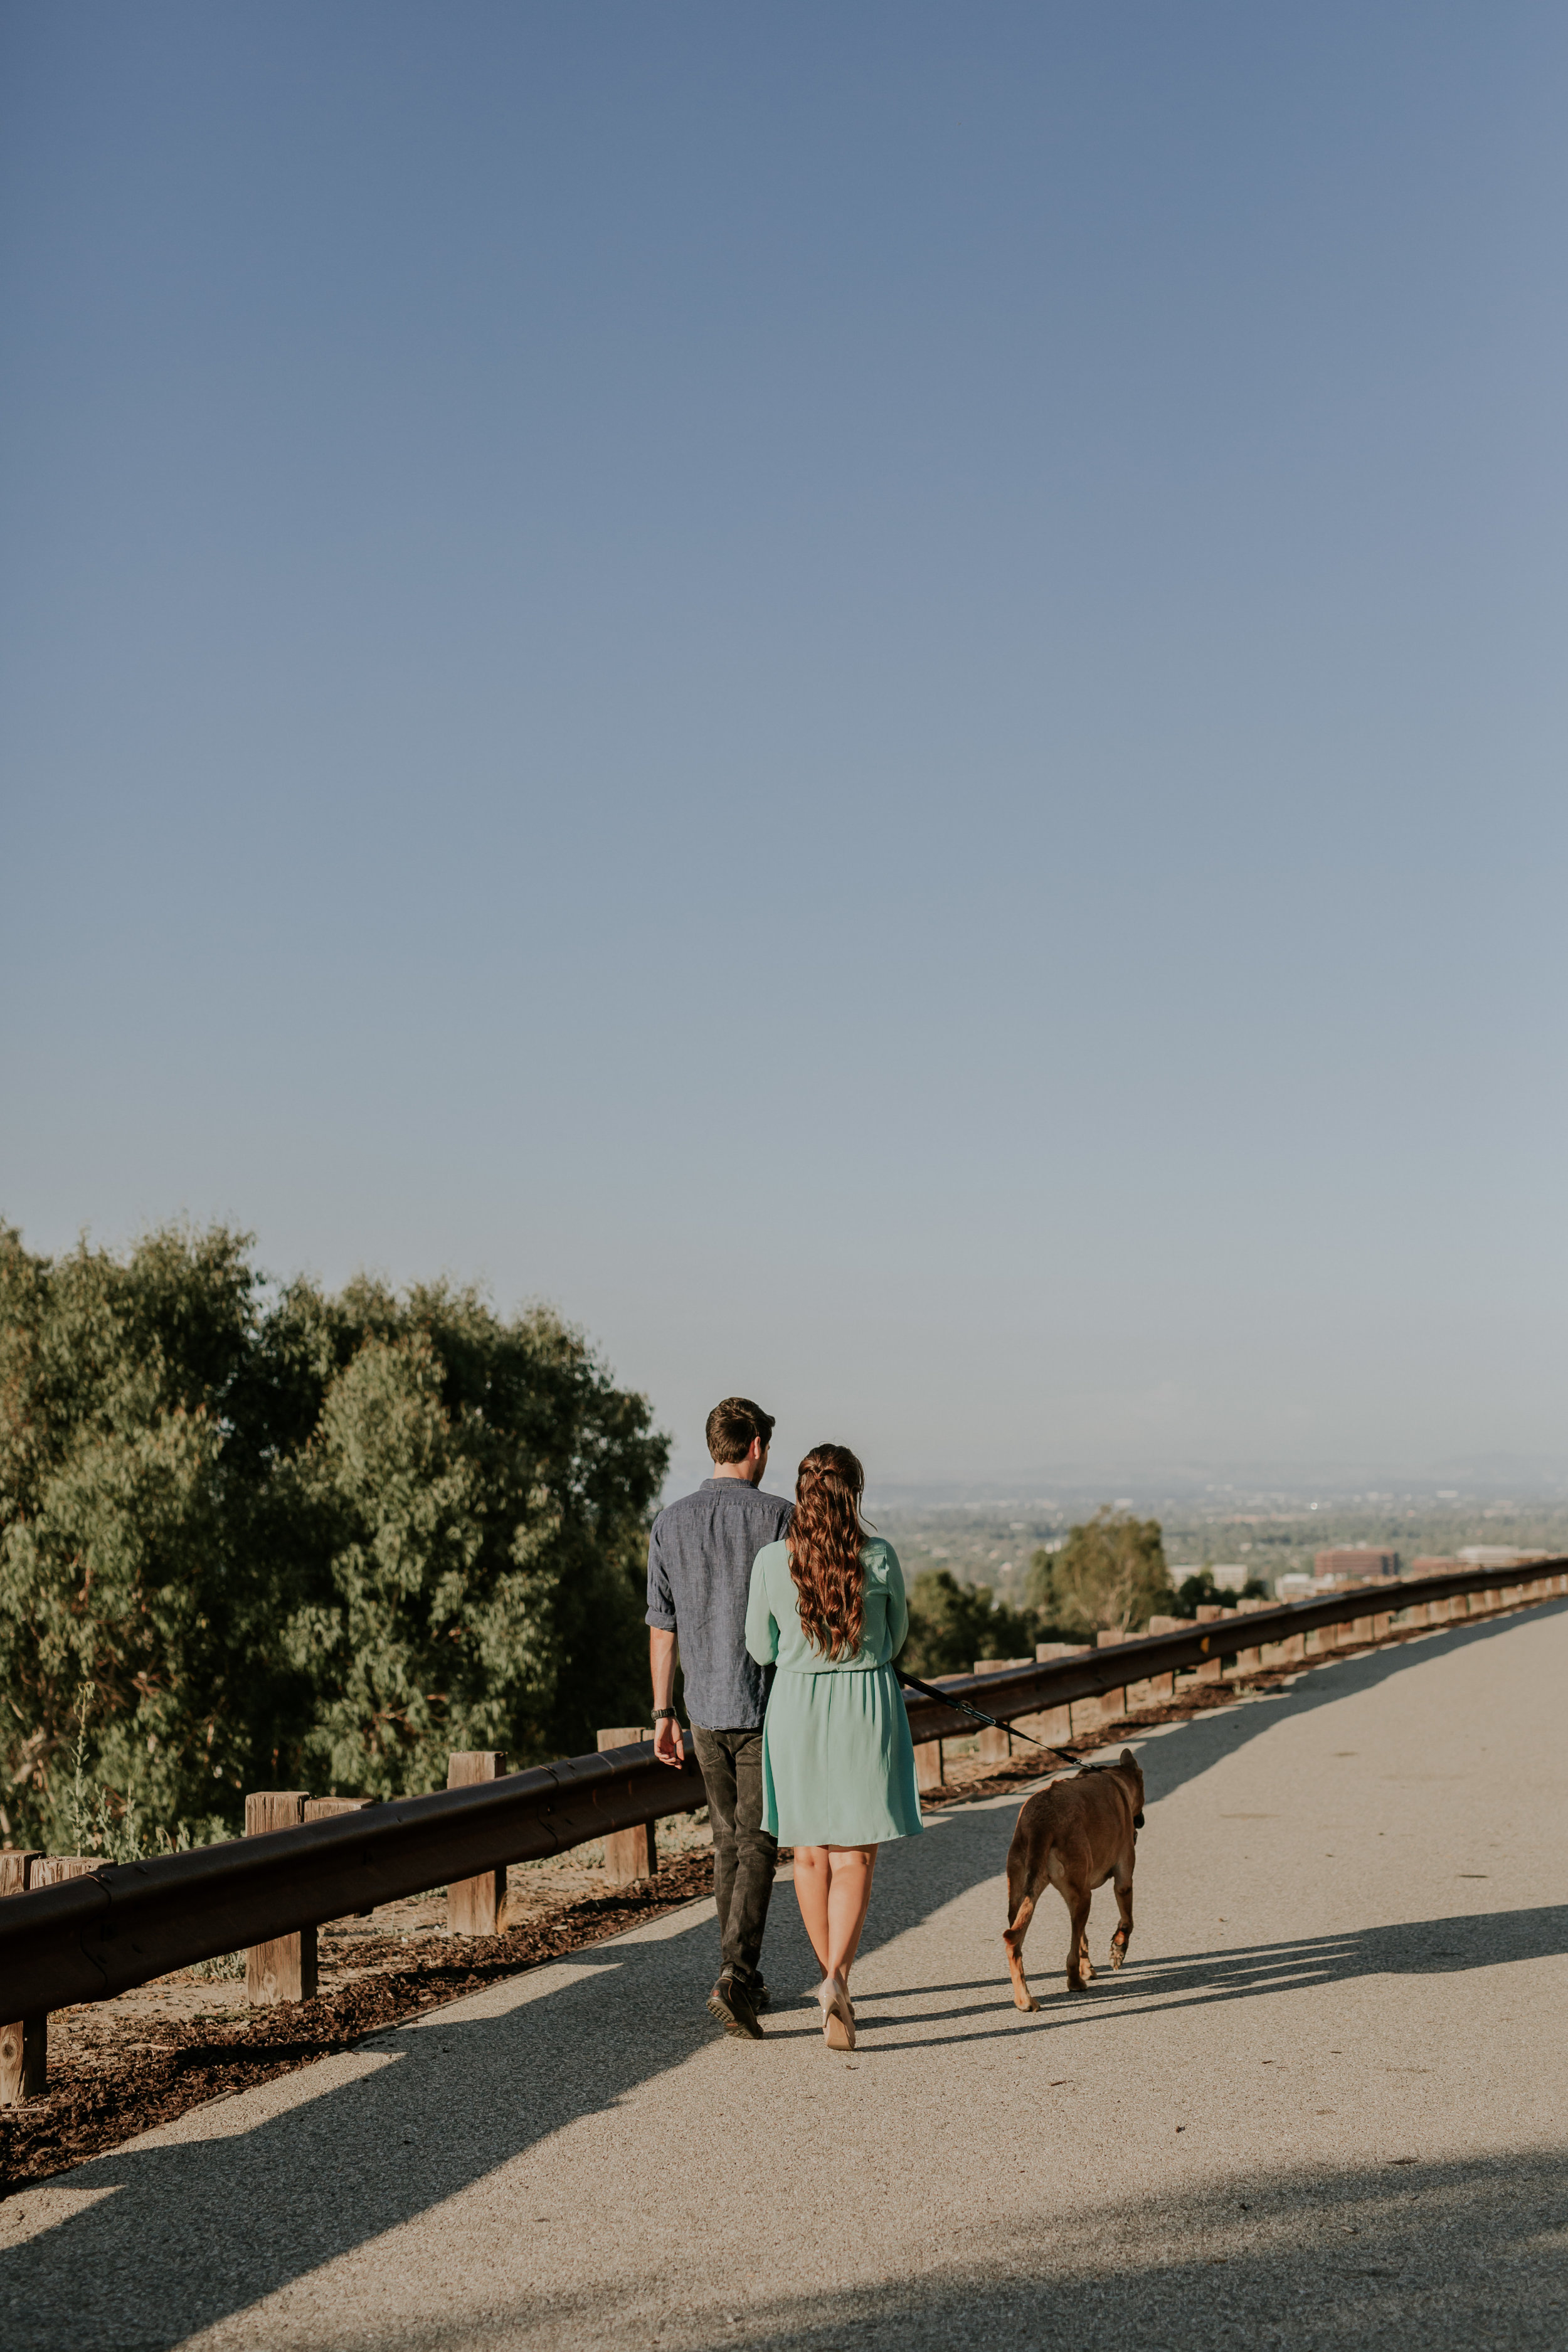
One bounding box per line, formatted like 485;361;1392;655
0;1850;717;2198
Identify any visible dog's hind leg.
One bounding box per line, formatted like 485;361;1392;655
1003;1891;1039;2012
1003;1834;1042;2011
1110;1858;1134;1970
1065;1889;1093;1992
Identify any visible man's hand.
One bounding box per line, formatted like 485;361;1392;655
649;1627;684;1766
653;1715;686;1767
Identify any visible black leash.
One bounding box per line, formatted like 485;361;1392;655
894;1667;1091;1773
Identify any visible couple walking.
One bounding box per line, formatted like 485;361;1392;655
647;1396;923;2048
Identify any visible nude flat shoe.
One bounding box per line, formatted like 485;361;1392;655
817;1974;856;2052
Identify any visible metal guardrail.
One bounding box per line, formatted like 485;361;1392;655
1;1557;1562;2019
893;1556;1566;1742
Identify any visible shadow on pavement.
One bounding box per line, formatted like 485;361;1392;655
210;2148;1568;2352
0;1801;1032;2350
0;1923;743;2350
867;1901;1568;2048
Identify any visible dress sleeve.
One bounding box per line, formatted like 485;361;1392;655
645;1520;677;1632
882;1542;909;1660
745;1550;780;1665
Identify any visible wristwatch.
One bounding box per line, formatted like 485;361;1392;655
652;1707;677;1722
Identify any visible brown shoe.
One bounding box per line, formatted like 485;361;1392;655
707;1971;765;2040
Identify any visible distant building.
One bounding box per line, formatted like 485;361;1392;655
1455;1545;1550;1569
1313;1547;1399;1584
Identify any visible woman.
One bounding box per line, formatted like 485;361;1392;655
744;1443;923;2050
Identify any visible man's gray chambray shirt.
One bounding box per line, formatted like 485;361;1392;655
646;1478;793;1730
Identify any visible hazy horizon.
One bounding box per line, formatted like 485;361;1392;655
4;4;1565;1486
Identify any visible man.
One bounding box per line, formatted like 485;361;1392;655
647;1396;792;2040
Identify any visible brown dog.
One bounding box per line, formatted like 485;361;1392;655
1002;1747;1145;2012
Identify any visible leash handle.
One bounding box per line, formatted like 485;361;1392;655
894;1666;1083;1771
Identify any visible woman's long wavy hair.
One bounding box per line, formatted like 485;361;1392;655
788;1443;871;1660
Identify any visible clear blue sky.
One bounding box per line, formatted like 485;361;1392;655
3;3;1565;1491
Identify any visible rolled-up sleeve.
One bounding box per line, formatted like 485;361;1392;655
645;1522;677;1631
745;1555;780;1665
884;1544;909;1660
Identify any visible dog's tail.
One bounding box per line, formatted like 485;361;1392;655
1005;1830;1048;1933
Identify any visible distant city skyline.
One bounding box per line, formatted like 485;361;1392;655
4;4;1565;1486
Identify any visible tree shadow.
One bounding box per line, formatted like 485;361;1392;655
664;2148;1568;2352
135;2148;1568;2352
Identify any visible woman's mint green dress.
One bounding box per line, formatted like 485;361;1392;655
744;1538;925;1848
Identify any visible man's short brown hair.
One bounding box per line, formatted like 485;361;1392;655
706;1396;775;1465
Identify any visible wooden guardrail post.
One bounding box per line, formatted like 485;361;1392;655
1228;1597;1268;1675
447;1754;507;1931
1;1850;46;2105
4;1857;94;2098
1026;1645;1081;1744
973;1658;1034;1759
1194;1604;1226;1679
913;1729;945;1793
245;1794;314;2002
1140;1621;1182;1700
595;1730;658;1887
1214;1603;1240;1671
1092;1632;1130;1717
29;1856;95;1892
304;1797;374;1922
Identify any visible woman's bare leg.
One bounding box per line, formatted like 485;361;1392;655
792;1845;831;1974
824;1845;878;1984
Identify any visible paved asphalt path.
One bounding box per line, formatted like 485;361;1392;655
3;1600;1565;2352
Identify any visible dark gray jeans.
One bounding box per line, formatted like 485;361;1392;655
690;1725;778;1980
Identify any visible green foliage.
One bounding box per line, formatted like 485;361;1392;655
1169;1569;1269;1618
1173;1569;1220;1618
0;1222;667;1847
1033;1507;1174;1639
902;1569;1039;1678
